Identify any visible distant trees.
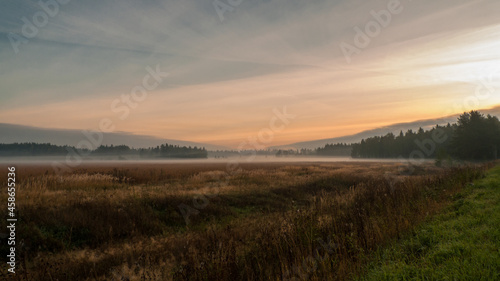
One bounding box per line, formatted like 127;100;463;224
351;125;455;159
274;143;351;157
0;142;80;156
0;143;208;159
316;143;352;156
94;145;133;155
139;144;207;159
352;111;500;161
275;148;314;157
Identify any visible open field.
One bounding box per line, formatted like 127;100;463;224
0;161;493;280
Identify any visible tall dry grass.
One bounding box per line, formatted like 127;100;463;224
0;162;490;281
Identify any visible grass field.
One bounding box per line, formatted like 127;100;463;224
0;161;494;280
357;164;500;281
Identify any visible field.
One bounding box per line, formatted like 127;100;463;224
0;160;492;280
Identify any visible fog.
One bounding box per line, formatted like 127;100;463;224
0;155;411;166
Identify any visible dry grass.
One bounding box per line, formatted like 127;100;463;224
0;161;490;281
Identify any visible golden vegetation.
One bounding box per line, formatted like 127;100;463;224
0;161;491;280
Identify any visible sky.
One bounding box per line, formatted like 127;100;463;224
1;0;500;148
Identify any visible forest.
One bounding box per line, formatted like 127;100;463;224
137;144;208;158
351;111;500;161
0;143;208;159
0;143;79;156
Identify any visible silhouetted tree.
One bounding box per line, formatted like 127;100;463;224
316;143;352;156
451;111;500;160
351;111;499;161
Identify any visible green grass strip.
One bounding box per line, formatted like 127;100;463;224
357;165;500;281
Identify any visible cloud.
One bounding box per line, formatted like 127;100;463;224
1;0;499;147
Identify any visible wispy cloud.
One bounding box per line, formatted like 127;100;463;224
1;0;499;147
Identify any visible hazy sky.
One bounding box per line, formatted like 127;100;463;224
1;0;499;147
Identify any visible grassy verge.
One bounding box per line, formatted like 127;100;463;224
357;165;500;281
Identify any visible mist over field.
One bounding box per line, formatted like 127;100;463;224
0;155;410;165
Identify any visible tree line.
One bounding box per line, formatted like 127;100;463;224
138;144;207;158
0;143;76;156
0;143;208;159
351;111;500;161
316;143;352;156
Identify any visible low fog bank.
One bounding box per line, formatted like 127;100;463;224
0;155;410;165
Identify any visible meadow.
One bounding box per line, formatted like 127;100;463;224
0;160;492;281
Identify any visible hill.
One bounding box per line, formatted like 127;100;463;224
272;106;500;149
0;123;228;151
